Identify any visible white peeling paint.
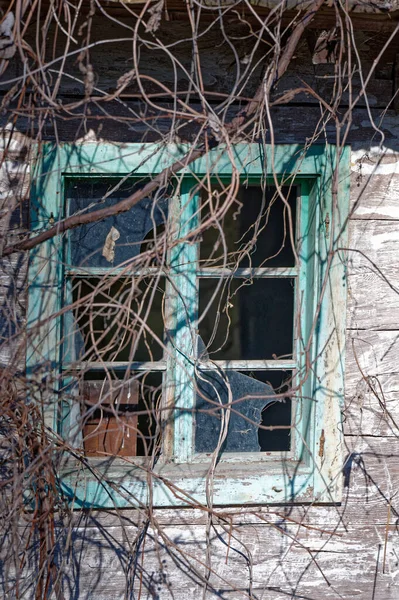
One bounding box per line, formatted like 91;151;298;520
353;204;399;219
351;146;399;175
0;12;15;60
75;128;105;143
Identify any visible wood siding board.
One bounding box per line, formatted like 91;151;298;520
345;371;399;437
4;106;398;148
347;219;399;276
347;273;399;330
344;329;399;437
1;22;396;107
350;173;399;221
8;520;397;600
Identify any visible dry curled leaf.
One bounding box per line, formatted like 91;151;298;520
145;0;164;33
208;112;222;141
102;226;120;263
117;69;136;90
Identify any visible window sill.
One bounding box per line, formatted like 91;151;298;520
59;453;335;508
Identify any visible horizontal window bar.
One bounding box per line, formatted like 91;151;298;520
63;359;295;372
198;359;296;370
197;267;297;278
66;267;163;277
62;361;167;372
66;267;297;278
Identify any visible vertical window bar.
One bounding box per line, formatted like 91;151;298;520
169;180;199;461
295;180;316;463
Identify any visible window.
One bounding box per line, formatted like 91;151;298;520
27;143;350;507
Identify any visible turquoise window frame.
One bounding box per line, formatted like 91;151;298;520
27;142;350;508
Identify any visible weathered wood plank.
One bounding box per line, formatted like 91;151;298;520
346;329;399;377
347;272;399;330
346;220;399;329
1;16;394;109
350;171;399;220
7;520;396;600
348;219;399;275
345;371;399;437
344;328;399;436
4;436;399;600
5;104;397;149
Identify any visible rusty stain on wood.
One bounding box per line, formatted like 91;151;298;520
319;429;326;459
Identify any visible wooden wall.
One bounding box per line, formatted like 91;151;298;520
1;8;399;599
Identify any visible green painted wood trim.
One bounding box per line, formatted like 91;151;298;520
27;147;64;431
60;464;315;508
39;142;329;186
28;142;350;507
169;181;199;461
312;145;350;502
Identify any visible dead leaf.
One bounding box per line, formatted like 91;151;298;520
117;69;135;90
145;0;164;34
102;226;120;263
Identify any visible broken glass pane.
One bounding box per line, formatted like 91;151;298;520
67;179;169;268
200;185;297;268
199;278;295;360
195;369;292;454
71;276;165;362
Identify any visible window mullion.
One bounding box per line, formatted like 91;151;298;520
199;359;296;370
197;267;298;278
169;180;199;462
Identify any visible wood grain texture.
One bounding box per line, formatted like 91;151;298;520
345;372;399;437
347;220;399;277
3;105;397;150
5;434;399;598
351;172;399;220
346;329;399;378
344;328;399;436
6;517;398;599
346;219;399;330
347;274;399;331
0;19;395;107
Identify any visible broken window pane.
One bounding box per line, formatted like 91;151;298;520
80;372;163;457
195;370;292;453
71;277;165;362
67;179;169;268
200;185;297;268
198;278;295;360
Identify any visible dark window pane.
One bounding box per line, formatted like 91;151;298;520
256;371;292;452
67;179;169;268
200;185;297;268
79;372;163;457
71;277;165;362
195;370;291;453
198;278;295;360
